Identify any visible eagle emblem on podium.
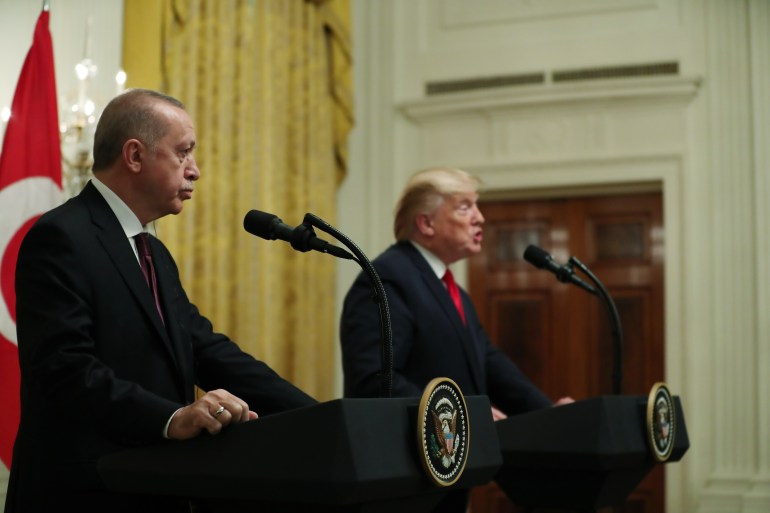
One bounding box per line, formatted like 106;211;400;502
418;378;469;486
646;382;676;462
431;400;458;468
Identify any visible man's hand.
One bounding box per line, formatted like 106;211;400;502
167;389;258;440
554;396;575;406
491;405;508;421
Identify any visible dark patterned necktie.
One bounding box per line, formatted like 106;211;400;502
134;233;165;325
442;268;466;325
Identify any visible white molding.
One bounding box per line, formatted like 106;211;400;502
694;1;762;510
398;77;702;177
750;0;770;489
693;0;769;510
399;76;701;119
440;0;659;28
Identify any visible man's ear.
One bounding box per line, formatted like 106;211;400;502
415;213;434;237
123;139;143;173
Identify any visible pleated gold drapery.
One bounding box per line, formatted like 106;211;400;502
122;0;353;401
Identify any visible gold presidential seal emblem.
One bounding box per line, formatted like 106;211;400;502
646;382;676;462
417;377;469;486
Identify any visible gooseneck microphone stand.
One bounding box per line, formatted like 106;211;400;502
523;244;624;396
301;213;394;398
567;255;624;395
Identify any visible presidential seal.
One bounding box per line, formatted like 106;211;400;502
646;382;676;462
417;377;469;486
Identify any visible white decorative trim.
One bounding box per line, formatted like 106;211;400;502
440;0;658;28
744;475;770;513
399;76;701;120
693;0;769;510
397;77;701;179
750;0;770;490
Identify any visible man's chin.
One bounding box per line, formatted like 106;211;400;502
168;202;185;216
457;246;482;261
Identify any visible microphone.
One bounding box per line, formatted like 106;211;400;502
243;210;353;260
523;245;596;294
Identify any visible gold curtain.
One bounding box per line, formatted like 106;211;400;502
122;0;352;401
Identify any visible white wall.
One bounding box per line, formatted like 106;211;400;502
0;1;124;509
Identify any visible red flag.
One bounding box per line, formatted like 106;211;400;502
0;6;62;469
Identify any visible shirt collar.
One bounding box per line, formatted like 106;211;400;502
90;177;146;237
410;240;447;280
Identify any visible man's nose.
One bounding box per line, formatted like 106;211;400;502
187;158;200;181
474;205;485;224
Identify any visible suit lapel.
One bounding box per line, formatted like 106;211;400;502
80;183;183;375
149;236;195;400
401;243;485;392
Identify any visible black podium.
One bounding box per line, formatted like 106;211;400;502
494;395;689;511
98;396;502;512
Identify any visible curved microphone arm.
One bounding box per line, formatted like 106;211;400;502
569;256;624;395
302;213;394;398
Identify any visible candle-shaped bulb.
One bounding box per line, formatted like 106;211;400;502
115;69;127;95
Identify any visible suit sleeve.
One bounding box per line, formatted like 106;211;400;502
153;241;317;414
473;320;553;414
185;305;317;414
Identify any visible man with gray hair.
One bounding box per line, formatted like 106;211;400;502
7;89;316;513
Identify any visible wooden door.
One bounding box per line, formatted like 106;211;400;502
468;192;664;513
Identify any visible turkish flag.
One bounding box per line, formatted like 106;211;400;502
0;7;62;469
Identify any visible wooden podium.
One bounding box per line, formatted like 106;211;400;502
98;396;502;512
494;394;689;511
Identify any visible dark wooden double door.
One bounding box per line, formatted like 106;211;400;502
468;192;665;513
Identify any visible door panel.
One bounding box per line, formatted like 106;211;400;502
468;193;664;513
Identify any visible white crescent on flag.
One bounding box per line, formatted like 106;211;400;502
0;176;62;345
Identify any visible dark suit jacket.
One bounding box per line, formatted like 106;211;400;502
341;241;551;414
5;182;316;513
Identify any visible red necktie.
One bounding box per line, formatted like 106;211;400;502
135;233;165;325
442;269;466;325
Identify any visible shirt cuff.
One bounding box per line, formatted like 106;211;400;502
163;407;183;439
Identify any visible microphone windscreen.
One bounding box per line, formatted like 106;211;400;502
243;210;279;240
523;245;551;269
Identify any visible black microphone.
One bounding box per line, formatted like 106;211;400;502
523;245;596;294
243;210;354;259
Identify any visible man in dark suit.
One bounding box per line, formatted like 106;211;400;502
341;167;571;415
5;89;316;513
341;167;571;511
